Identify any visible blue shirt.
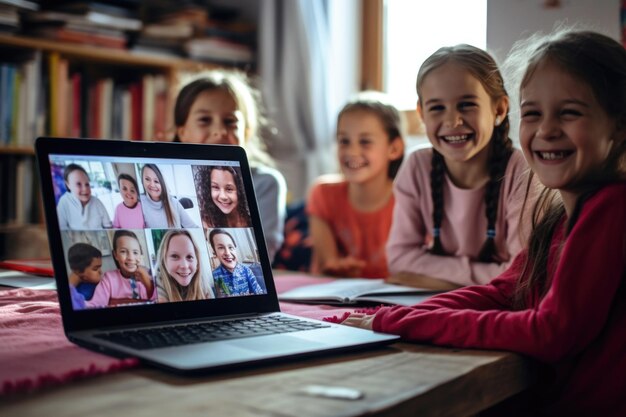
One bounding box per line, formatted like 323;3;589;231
76;282;97;300
212;263;263;297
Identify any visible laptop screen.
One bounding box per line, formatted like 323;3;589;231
47;153;268;311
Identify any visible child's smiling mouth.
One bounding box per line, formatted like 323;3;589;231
343;158;367;170
440;133;473;144
535;150;574;160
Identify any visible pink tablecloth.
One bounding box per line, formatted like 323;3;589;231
0;273;361;395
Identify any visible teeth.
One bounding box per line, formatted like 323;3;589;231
443;134;469;143
345;160;366;169
539;151;568;160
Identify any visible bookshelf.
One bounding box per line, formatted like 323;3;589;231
0;0;259;259
0;34;211;71
0;33;215;217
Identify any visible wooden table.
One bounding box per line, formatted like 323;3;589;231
0;273;535;417
0;342;533;417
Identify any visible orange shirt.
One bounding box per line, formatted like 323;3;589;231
306;180;394;278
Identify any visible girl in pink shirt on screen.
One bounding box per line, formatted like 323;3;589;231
307;91;405;278
386;44;537;289
112;173;145;229
87;230;155;308
343;29;626;417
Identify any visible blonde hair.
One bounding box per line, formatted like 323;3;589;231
157;230;212;302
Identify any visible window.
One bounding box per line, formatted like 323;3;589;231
383;0;487;111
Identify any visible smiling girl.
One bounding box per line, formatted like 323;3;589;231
156;230;215;303
386;45;537;289
193;165;252;228
57;163;112;230
112;173;145;229
87;230;155;307
140;163;197;229
306;91;405;278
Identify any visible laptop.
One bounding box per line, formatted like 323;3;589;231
35;137;398;373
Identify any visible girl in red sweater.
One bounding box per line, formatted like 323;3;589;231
342;29;626;417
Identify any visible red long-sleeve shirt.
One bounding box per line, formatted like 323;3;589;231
373;182;626;416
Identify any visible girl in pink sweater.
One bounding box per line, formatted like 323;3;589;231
344;29;626;417
386;45;536;289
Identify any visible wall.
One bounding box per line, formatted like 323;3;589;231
487;0;621;141
487;0;620;63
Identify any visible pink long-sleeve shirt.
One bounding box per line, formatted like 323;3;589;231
374;183;626;416
387;147;534;285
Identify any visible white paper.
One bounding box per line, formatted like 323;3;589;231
0;270;56;290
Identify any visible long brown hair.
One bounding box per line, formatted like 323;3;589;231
142;164;175;227
509;29;626;308
416;44;514;262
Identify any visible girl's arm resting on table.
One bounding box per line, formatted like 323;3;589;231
344;266;520;329
309;215;365;277
374;187;626;363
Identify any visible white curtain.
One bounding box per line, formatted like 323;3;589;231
259;0;336;202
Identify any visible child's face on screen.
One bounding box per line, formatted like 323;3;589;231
119;178;138;208
213;233;238;272
78;257;103;284
66;170;91;205
419;63;504;164
519;62;615;193
113;236;142;276
336;109;398;184
210;169;239;215
165;235;198;287
177;89;246;146
142;167;162;201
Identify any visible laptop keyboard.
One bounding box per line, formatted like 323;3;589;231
94;315;331;350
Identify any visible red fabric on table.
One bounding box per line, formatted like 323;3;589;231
0;289;138;395
0;273;362;395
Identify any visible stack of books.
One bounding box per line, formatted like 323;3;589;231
21;1;142;49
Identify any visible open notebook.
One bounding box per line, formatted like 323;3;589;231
35;137;398;374
279;279;441;306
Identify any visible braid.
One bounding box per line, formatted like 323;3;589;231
429;150;447;255
477;120;514;262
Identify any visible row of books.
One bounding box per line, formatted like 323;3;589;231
0;51;172;147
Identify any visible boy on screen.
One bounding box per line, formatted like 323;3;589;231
208;228;264;297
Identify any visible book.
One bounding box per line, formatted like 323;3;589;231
0;258;54;276
278;279;441;306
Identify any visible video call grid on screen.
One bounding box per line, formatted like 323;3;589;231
48;154;267;311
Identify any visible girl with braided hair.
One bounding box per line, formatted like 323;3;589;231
386;44;537;289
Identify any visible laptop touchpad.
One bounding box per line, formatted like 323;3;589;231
231;335;326;353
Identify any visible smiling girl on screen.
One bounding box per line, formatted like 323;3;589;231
139;163;198;229
155;230;215;302
87;230;156;307
193;165;252;229
112;173;145;229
